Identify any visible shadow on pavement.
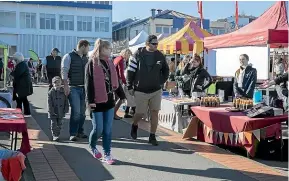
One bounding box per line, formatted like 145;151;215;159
115;160;288;181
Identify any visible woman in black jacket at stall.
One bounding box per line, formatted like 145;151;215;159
11;52;33;116
183;54;212;98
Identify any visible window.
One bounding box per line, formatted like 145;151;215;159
96;1;109;4
95;17;109;32
171;28;177;34
40;13;56;30
79;1;92;3
20;12;36;29
219;29;225;35
0;11;16;28
77;16;92;31
163;27;170;34
59;15;74;31
156;26;162;33
212;29;218;35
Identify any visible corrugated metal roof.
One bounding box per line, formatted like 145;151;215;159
113;10;198;32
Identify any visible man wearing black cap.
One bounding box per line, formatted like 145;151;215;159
42;48;62;90
126;35;169;146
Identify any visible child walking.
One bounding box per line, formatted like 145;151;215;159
48;76;69;141
85;39;119;164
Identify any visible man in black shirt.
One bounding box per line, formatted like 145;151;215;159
126;35;169;146
43;48;62;90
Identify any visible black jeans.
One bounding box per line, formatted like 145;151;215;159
16;96;31;115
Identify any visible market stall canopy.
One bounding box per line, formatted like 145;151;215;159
204;1;288;49
28;49;39;62
157;33;169;41
0;40;9;88
129;33;169;54
129;30;149;46
158;21;212;55
0;40;8;49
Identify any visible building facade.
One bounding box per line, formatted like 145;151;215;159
0;1;112;58
210;15;257;35
226;15;257;31
113;9;210;42
209;21;229;35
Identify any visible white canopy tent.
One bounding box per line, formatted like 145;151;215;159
129;33;168;54
128;30;149;47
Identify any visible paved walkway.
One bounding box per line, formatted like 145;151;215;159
23;86;288;181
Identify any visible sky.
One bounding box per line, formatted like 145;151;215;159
112;1;276;22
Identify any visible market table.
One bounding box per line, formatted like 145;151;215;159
0;108;31;155
158;97;199;133
187;106;288;157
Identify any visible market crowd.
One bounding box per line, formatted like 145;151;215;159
7;34;288;165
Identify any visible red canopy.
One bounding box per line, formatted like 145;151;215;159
204;1;288;49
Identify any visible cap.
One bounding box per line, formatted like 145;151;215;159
51;48;60;53
146;35;158;43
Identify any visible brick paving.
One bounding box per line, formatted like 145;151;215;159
25;116;80;181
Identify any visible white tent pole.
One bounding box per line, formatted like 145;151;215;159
266;44;270;105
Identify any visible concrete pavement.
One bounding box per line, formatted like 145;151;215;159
23;86;287;181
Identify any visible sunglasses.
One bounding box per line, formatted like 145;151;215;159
150;43;158;46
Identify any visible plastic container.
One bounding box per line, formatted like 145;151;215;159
253;89;262;104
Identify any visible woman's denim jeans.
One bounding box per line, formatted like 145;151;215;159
89;108;114;156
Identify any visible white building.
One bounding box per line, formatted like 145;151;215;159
0;1;112;58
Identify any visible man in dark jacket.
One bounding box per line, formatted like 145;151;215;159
43;48;61;90
61;40;90;141
126;35;169;146
261;71;288;111
234;54;257;98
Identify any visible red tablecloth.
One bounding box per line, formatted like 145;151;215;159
0;108;31;155
191;106;288;157
191;106;288;133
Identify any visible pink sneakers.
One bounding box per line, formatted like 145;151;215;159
102;155;115;165
92;149;102;159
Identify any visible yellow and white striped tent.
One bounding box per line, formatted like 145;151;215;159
158;21;212;55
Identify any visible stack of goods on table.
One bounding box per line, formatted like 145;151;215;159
200;96;220;107
233;98;254;110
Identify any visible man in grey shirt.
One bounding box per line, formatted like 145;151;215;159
61;40;90;141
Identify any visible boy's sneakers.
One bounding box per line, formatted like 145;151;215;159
52;136;59;142
102;155;115;165
69;136;77;141
92;149;102;159
76;133;88;139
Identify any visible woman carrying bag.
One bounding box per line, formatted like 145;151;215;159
175;55;191;97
